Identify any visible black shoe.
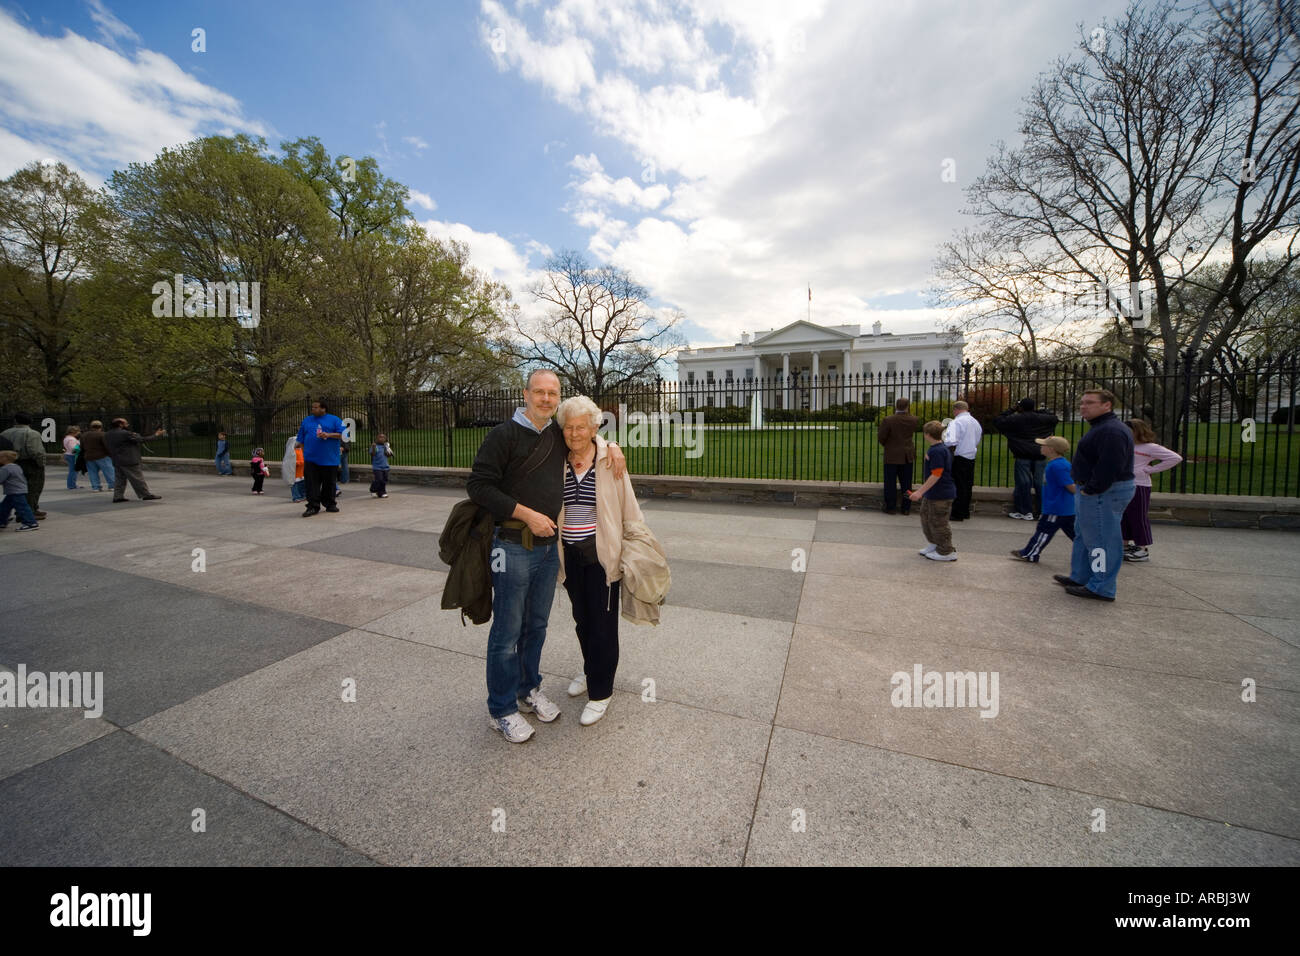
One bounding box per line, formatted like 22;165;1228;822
1053;574;1081;587
302;507;320;517
324;506;340;513
141;494;162;500
34;510;47;518
1065;584;1114;602
112;498;127;503
882;508;897;515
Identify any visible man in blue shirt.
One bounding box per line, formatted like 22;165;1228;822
294;399;346;517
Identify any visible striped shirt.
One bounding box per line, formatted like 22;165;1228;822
562;461;597;543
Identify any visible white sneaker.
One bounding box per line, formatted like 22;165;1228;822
567;674;587;697
924;550;958;562
1007;512;1026;520
580;698;610;726
489;711;535;743
518;688;561;722
918;544;937;556
1021;513;1037;521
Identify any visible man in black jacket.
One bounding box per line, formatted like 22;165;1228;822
993;398;1059;519
466;370;625;744
1055;389;1135;602
104;418;166;502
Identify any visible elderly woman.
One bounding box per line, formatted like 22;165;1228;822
555;395;645;726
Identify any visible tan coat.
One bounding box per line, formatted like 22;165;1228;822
557;435;669;625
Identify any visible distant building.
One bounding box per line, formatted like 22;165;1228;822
675;319;964;410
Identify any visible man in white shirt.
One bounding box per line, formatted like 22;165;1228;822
944;401;983;520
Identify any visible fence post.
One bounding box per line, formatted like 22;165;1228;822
1179;350;1196;494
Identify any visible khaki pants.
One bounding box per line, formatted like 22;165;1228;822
920;497;955;555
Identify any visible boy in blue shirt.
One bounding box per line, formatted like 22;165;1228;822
1010;435;1077;562
294;399;346;516
215;431;233;475
369;433;394;498
0;450;39;530
909;420;958;561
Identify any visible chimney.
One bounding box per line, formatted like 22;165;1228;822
872;320;882;336
740;331;751;345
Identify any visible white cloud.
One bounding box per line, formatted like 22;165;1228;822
407;188;438;211
478;0;1135;350
419;218;546;310
403;135;429;152
86;0;139;48
0;8;269;179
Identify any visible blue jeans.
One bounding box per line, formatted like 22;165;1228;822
0;493;36;526
339;455;350;484
64;453;79;489
215;452;232;475
87;457;115;490
486;534;559;718
291;478;306;502
1013;458;1046;515
1070;480;1136;599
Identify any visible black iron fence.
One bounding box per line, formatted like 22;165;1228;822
9;354;1298;496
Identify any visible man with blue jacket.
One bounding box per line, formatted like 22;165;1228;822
294;399;345;517
1055;389;1135;601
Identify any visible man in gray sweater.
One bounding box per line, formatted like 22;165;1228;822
0;413;47;518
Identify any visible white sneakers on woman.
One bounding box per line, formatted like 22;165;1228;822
580;698;610;726
567;674;587;696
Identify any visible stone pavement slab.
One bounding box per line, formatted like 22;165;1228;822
2;470;1296;866
0;731;373;866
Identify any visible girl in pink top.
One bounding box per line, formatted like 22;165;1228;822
62;425;81;490
1122;419;1183;562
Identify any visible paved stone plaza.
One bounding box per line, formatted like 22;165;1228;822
1;472;1297;866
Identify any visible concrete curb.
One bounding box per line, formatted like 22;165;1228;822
118;456;1300;531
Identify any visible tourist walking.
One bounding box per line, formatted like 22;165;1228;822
80;421;116;492
993;398;1059;519
1121;419;1183;563
104;418;166;502
944;401;982;520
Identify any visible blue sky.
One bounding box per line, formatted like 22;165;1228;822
1;0;1133;353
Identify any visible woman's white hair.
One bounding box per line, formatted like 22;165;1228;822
556;395;603;430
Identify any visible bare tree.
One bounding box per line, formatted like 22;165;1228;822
509;250;684;399
948;0;1299;447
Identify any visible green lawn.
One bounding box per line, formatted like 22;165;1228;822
151;421;1300;497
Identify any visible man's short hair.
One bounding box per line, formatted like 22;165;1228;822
312;398;329;411
952;401;970;412
13;412;31;426
111;418;128;428
90;420;103;429
525;368;560;390
1083;388;1116;407
1017;398;1036;412
922;420;945;440
894;397;910;411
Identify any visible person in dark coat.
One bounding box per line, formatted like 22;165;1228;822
877;398;920;514
103;418;166;502
993;398;1060;519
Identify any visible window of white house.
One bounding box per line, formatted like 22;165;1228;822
745;368;754;380
939;358;950;372
725;369;733;380
863;362;872;375
887;361;897;375
706;370;714;382
912;360;922;372
687;371;695;383
707;396;715;407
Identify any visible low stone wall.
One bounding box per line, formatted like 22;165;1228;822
127;456;1300;530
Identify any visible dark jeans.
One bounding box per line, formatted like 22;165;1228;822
951;455;975;519
1013;458;1046;515
113;462;152;499
369;468;389;495
882;462;914;512
1120;485;1153;546
252;473;264;493
303;461;338;509
1018;514;1076;562
563;543;621;701
0;493;36;526
18;460;43;510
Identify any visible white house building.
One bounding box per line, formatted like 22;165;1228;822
675;319;965;410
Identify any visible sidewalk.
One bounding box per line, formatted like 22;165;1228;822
1;472;1297;865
